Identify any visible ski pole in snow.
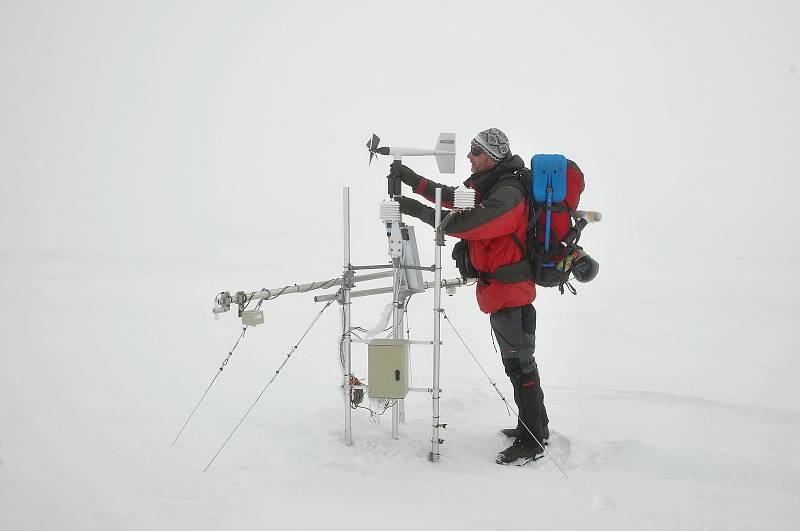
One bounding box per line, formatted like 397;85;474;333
203;297;336;471
441;309;568;479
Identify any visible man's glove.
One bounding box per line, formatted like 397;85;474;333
388;164;421;190
396;196;428;220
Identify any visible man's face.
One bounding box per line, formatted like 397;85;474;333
467;146;496;174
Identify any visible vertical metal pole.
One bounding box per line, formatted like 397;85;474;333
343;187;353;446
398;301;406;424
391;235;402;439
430;188;443;461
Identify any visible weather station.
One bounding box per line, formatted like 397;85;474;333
173;133;600;477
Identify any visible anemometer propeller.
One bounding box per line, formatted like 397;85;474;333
367;133;456;174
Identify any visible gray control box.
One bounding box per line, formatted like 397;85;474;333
368;339;410;399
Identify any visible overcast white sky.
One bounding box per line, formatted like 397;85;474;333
1;4;799;528
2;0;798;264
1;1;798;393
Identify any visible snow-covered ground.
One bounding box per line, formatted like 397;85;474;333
2;1;799;529
1;246;798;530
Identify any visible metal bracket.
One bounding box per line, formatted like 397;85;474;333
212;291;232;317
349;264;394;271
397;264;436;272
235;291;247;317
435;212;454;246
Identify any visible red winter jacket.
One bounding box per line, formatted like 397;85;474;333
411;155;535;314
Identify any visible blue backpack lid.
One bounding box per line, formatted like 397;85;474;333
531;154;567;203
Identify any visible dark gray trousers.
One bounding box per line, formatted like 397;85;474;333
490;304;549;442
489;304;537;377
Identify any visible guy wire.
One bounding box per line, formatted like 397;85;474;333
170;298;265;447
203;297;336;471
441;309;568;479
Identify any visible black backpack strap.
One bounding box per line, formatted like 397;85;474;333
532;202;571;214
547;203;571;213
509;233;525;254
480;260;533;284
528;205;542;233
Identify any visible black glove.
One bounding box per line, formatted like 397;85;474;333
388;164;421;190
396;196;428;219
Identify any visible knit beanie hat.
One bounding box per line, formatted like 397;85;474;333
471;128;510;163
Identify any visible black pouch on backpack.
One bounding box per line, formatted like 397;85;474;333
532;261;565;287
530;242;568;288
452;239;478;280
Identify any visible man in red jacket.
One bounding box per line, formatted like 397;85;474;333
396;128;549;464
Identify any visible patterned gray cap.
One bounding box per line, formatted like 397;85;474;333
471;128;510;163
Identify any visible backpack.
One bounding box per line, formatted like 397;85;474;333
482;154;599;294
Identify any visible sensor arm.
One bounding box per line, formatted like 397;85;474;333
386;147;449;158
313;277;466;303
368;133;456;174
212;271;396;317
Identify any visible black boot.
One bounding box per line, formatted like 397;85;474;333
501;370;549;443
501;425;549;442
518;369;549;446
496;439;545;464
500;373;524;439
536;370;550;442
497;370;548;464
